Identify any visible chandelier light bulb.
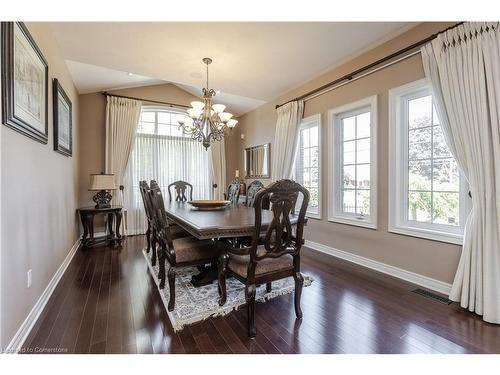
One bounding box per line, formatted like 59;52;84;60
219;112;233;123
212;104;226;114
227;119;238;128
187;108;202;119
190;101;204;110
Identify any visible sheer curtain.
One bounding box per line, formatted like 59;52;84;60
421;22;500;324
271;100;304;180
124;108;212;235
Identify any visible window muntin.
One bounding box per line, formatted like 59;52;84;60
295;114;321;218
389;80;469;244
329;96;377;229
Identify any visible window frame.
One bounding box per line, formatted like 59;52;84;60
328;95;378;229
295;114;322;220
136;105;188;138
388;79;470;245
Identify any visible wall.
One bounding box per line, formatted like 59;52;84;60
233;22;462;284
1;22;80;347
78;83;200;206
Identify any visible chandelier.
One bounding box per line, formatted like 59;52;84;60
177;57;238;149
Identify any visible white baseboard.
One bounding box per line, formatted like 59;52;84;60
305;240;452;295
5;238;81;353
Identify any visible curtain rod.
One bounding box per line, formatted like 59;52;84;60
101;92;190;109
275;22;464;109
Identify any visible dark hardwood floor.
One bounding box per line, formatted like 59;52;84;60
23;235;500;354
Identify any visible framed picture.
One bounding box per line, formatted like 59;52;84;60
1;22;48;144
52;79;72;156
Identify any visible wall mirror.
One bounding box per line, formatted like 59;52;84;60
244;143;270;178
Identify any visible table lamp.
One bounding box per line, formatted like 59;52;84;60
89;173;117;208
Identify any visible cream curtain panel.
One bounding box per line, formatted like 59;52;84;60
421;22;500;324
209;138;226;200
123;131;212;235
271;100;304;180
105;96;142;207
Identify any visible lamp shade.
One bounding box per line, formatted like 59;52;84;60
89;174;117;191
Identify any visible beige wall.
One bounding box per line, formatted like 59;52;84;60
1;22;80;347
78;83;200;206
234;22;461;284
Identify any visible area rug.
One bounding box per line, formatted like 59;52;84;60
142;250;313;331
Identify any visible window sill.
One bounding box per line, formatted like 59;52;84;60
328;215;377;230
388;225;463;245
306;213;322;220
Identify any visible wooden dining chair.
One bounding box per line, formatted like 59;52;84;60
168;180;193;202
139;181;157;262
217;179;310;337
140;181;191;267
244;180;264;207
224;179;241;204
148;180;220;311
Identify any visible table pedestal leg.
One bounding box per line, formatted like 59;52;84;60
191;262;218;287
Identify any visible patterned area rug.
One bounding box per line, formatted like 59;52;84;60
142;250;313;331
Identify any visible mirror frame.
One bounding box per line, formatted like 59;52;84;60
244;143;271;179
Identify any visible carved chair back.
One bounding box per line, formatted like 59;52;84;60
245;180;264;207
149;180;176;262
168;180;193;202
226;179;241;204
139;180;154;223
249;179;309;272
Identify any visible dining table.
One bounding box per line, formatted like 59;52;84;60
164;201;303;286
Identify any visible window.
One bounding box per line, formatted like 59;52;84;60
294;114;321;218
389;79;470;244
123;107;212;234
328;96;377;229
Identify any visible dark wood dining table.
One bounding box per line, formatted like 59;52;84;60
164;201;302;286
164;201;301;240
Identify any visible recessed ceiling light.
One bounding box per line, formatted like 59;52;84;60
127;72;133;76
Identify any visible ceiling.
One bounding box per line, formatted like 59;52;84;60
51;22;414;114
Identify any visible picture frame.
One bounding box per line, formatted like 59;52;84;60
1;21;49;144
52;79;72;156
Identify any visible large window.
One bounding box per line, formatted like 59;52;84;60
294;114;321;218
328;96;377;229
389;80;469;244
123;107;212;234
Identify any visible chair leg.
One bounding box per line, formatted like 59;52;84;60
145;222;151;253
151;231;157;266
158;248;166;289
266;282;272;293
167;267;176;311
293;272;304;319
218;253;228;306
245;284;256;338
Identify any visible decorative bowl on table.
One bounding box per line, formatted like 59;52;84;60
187;200;231;210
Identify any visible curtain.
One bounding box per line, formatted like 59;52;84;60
209;138;226;199
123;132;212;235
105;96;142;206
271;101;304;180
421;22;500;324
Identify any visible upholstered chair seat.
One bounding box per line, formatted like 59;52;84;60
173;237;219;263
227;249;293;278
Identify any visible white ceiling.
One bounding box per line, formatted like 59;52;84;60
65;60;164;94
51;22;414;114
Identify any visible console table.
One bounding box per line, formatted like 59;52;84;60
78;205;123;249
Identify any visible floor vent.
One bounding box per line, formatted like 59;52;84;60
412;288;453;305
